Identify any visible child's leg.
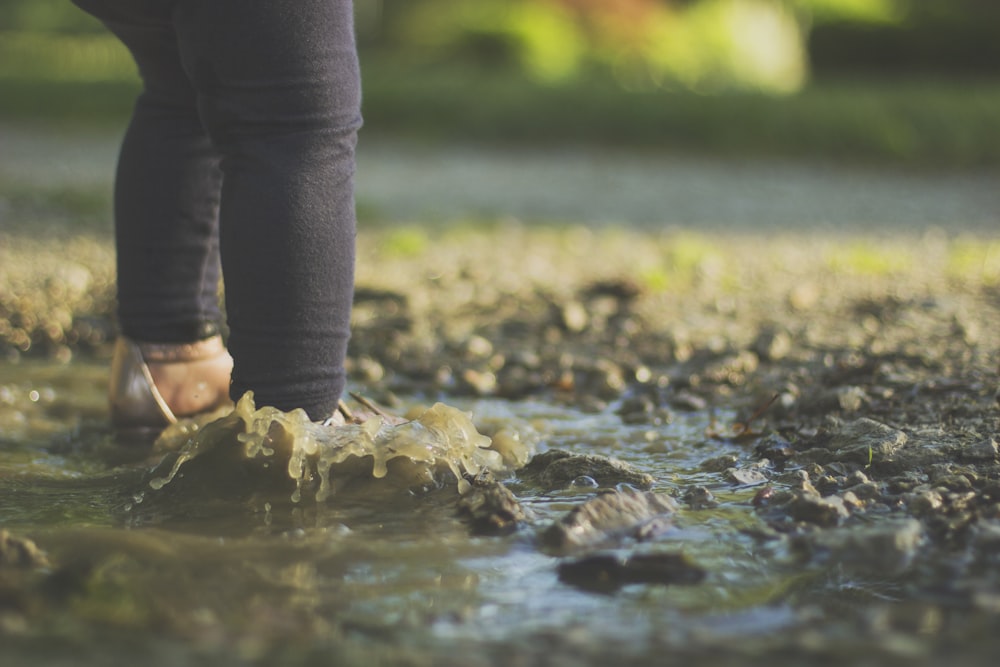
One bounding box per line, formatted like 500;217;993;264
73;1;233;432
172;0;362;421
75;1;226;343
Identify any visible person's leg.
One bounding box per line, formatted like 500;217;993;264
172;0;362;421
75;1;226;343
73;1;232;432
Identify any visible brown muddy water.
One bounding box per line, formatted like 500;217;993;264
1;357;997;667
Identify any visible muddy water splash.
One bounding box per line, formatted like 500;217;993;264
148;393;527;502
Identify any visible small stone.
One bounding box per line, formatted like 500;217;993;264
752;486;777;507
520;449;654;490
844;481;882;501
794;519;923;575
933;474;973;492
0;530;49;569
813;474;839;496
572;358;627;401
961;438;998;462
907;489;944;516
840;490;864;510
787;492;850;526
616;394;671;425
788;282;820;311
835;386;867;412
671;391;707;411
845;470;871;486
462;334;494;359
724;467;769;486
754;434;795;465
753;327;792;362
825;418;908;467
541;486;677;552
461;368;497;396
456;478;532;536
700;454;739;472
560;301;589;333
682;485;719;510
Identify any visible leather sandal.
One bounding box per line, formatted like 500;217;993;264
108;335;233;441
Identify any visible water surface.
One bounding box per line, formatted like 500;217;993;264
0;358;807;664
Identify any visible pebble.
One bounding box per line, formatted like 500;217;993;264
456;478;532;536
961;437;999;462
540;486;677;552
787;491;850;526
0;530;49;569
520;449;655;491
824;418;908;467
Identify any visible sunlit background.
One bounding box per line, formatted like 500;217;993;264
1;0;998;164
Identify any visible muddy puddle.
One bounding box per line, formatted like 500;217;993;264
2;357;999;667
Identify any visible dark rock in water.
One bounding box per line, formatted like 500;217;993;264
520;449;654;490
682;485;719;510
0;529;49;569
540;486;677;553
616;394;673;426
558;551;706;592
456;477;532;536
754;433;795;466
699;454;739;473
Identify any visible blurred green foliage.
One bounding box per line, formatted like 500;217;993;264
359;0;998;88
1;0;998;164
5;0;996;89
371;0;812;92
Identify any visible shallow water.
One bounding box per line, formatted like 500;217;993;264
1;359;997;666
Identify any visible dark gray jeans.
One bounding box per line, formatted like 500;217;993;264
73;0;362;420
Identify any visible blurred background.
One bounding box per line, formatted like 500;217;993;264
1;0;999;165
